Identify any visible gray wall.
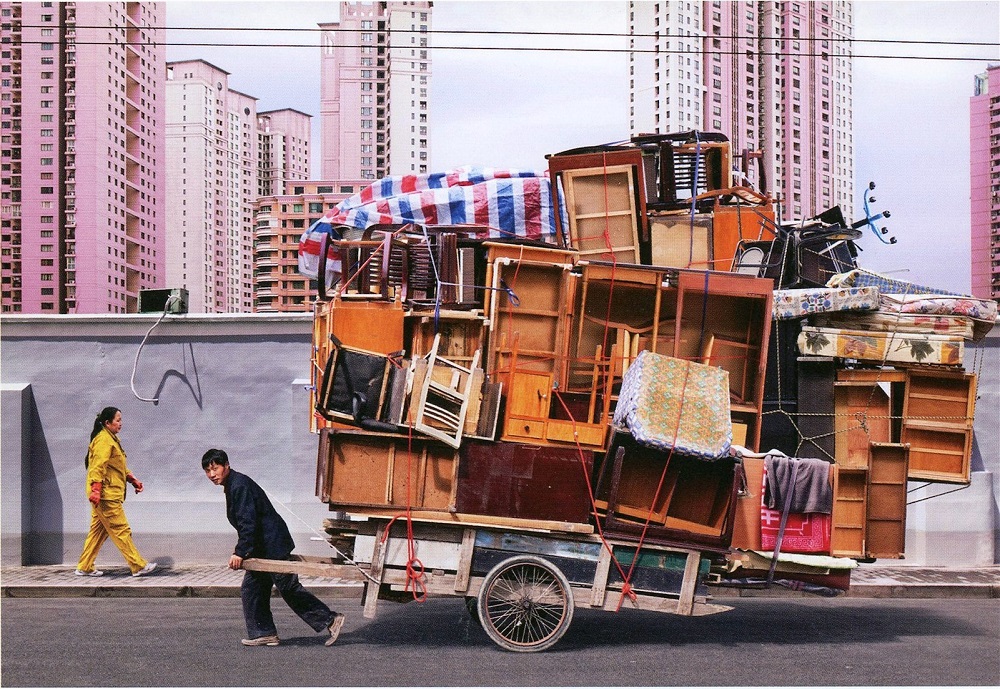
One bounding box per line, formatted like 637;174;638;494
1;313;333;567
2;314;998;566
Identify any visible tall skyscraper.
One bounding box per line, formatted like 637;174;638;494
629;1;854;221
319;1;432;181
970;64;1000;300
1;1;166;314
257;108;312;198
253;178;368;312
164;59;257;313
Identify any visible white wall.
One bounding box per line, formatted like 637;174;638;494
0;313;333;566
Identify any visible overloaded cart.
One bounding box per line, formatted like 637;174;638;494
245;132;996;651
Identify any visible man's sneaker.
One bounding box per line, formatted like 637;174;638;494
74;569;104;577
325;613;345;646
241;635;280;647
132;562;157;578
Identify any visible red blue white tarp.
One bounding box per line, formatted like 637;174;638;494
298;166;564;285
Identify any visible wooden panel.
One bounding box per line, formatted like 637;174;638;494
563;165;641;263
711;202;776;272
456;440;594;524
834;379;892;469
730;455;763;551
649;213;713;270
866;442;909;559
831;465;867;557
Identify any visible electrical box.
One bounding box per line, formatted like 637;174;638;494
138;288;188;314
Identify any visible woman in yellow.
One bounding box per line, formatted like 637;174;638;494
75;407;157;577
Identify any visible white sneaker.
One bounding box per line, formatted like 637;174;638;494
75;568;104;577
325;613;345;646
241;635;280;646
132;562;157;577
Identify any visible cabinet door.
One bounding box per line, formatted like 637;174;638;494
502;371;553;441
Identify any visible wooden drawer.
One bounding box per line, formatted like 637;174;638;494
503;417;547;440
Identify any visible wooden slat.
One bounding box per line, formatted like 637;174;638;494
363;521;389;619
453;528;476;593
338;506;595;534
676;550;702;616
590;545;613;607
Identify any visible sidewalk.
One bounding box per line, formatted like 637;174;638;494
3;562;999;599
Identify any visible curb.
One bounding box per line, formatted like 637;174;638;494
2;583;364;599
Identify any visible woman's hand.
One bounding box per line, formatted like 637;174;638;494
229;554;243;570
88;482;102;506
127;473;144;494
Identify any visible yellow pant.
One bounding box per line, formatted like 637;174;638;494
76;500;147;574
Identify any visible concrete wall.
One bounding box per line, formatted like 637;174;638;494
2;314;998;566
1;313;332;567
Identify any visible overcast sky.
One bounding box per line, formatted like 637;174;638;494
165;1;1000;295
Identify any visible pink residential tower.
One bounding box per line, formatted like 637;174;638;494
970;64;1000;300
1;1;165;313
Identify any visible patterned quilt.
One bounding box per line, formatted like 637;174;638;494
772;287;880;320
613;351;733;460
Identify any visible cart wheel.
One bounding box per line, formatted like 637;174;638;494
464;596;482;626
477;555;574;652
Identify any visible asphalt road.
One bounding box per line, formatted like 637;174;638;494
2;596;998;686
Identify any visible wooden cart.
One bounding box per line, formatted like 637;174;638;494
243;515;731;653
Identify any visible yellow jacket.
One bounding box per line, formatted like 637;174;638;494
85;428;130;501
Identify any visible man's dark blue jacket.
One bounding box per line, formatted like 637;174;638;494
223;469;295;559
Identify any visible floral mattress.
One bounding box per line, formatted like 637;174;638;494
613;351;733;460
797;325;964;367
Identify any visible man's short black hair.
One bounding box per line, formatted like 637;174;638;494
201;448;229;470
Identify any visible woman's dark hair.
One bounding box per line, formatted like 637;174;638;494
86;406;120;468
201;448;229;470
90;407;120;441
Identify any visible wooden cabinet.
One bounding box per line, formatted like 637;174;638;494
831;442;909;559
597;432;740;552
901;370;976;484
866;442;909;559
831;466;868;557
319;430;459;513
675;270;773;450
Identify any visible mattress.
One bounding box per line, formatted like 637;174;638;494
826;269;960;297
797;325;964;367
812;311;976;341
772;286;880;320
613;351;732;460
879;294;998;341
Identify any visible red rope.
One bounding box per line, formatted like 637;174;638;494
382;424;427;602
552;389;636;606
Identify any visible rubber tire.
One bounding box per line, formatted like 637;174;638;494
476;555;574;653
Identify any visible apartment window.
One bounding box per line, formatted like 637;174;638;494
339;185;354;194
316;186;333;194
40;129;54;137
40;187;53;194
40;217;54;225
40;115;53;122
41;71;53;79
40;274;53;282
40;100;53;108
40;43;54;51
292;204;303;213
308;203;323;213
40;157;53;166
40;245;53;253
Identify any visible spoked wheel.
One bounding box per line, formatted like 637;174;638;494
476;555;574;652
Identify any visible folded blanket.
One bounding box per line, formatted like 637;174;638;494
764;454;833;514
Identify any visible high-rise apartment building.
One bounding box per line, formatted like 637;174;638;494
629;1;854;220
257;108;312;198
319;1;432;181
164;59;258;313
1;1;166;314
253;179;368;312
970;64;1000;300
